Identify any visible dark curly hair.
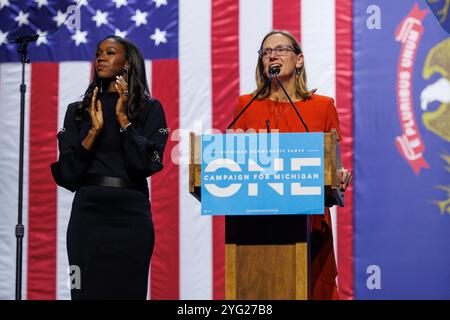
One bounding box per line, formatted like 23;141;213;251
76;35;150;121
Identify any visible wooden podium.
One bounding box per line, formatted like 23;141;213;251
189;132;343;300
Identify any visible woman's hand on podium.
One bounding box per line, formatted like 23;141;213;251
338;168;352;191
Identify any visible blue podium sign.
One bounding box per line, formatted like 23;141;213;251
201;132;324;215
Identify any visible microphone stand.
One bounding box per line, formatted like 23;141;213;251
14;34;38;300
272;74;309;132
227;76;275;130
227;67;309;132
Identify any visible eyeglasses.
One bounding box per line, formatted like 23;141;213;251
258;45;294;58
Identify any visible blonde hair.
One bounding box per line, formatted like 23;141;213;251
253;30;316;100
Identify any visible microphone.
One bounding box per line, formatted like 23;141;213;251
271;67;309;132
15;34;39;63
15;34;39;44
268;65;280;76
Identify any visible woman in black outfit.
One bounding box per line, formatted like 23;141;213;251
51;35;168;299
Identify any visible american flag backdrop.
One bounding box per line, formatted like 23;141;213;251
0;0;354;299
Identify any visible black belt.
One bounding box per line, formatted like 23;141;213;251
81;174;147;195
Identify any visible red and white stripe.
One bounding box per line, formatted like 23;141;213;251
178;0;214;299
0;0;354;300
56;62;92;299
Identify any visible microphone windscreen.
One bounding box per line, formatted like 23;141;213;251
268;65;280;76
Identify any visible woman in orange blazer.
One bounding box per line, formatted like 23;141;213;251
231;30;352;300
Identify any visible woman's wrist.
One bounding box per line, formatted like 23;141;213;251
117;115;130;129
89;127;101;136
82;129;99;150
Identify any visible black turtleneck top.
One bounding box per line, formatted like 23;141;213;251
51;91;168;193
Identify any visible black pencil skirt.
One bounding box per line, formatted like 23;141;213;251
67;185;154;300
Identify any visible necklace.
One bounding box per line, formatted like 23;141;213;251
270;100;295;126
